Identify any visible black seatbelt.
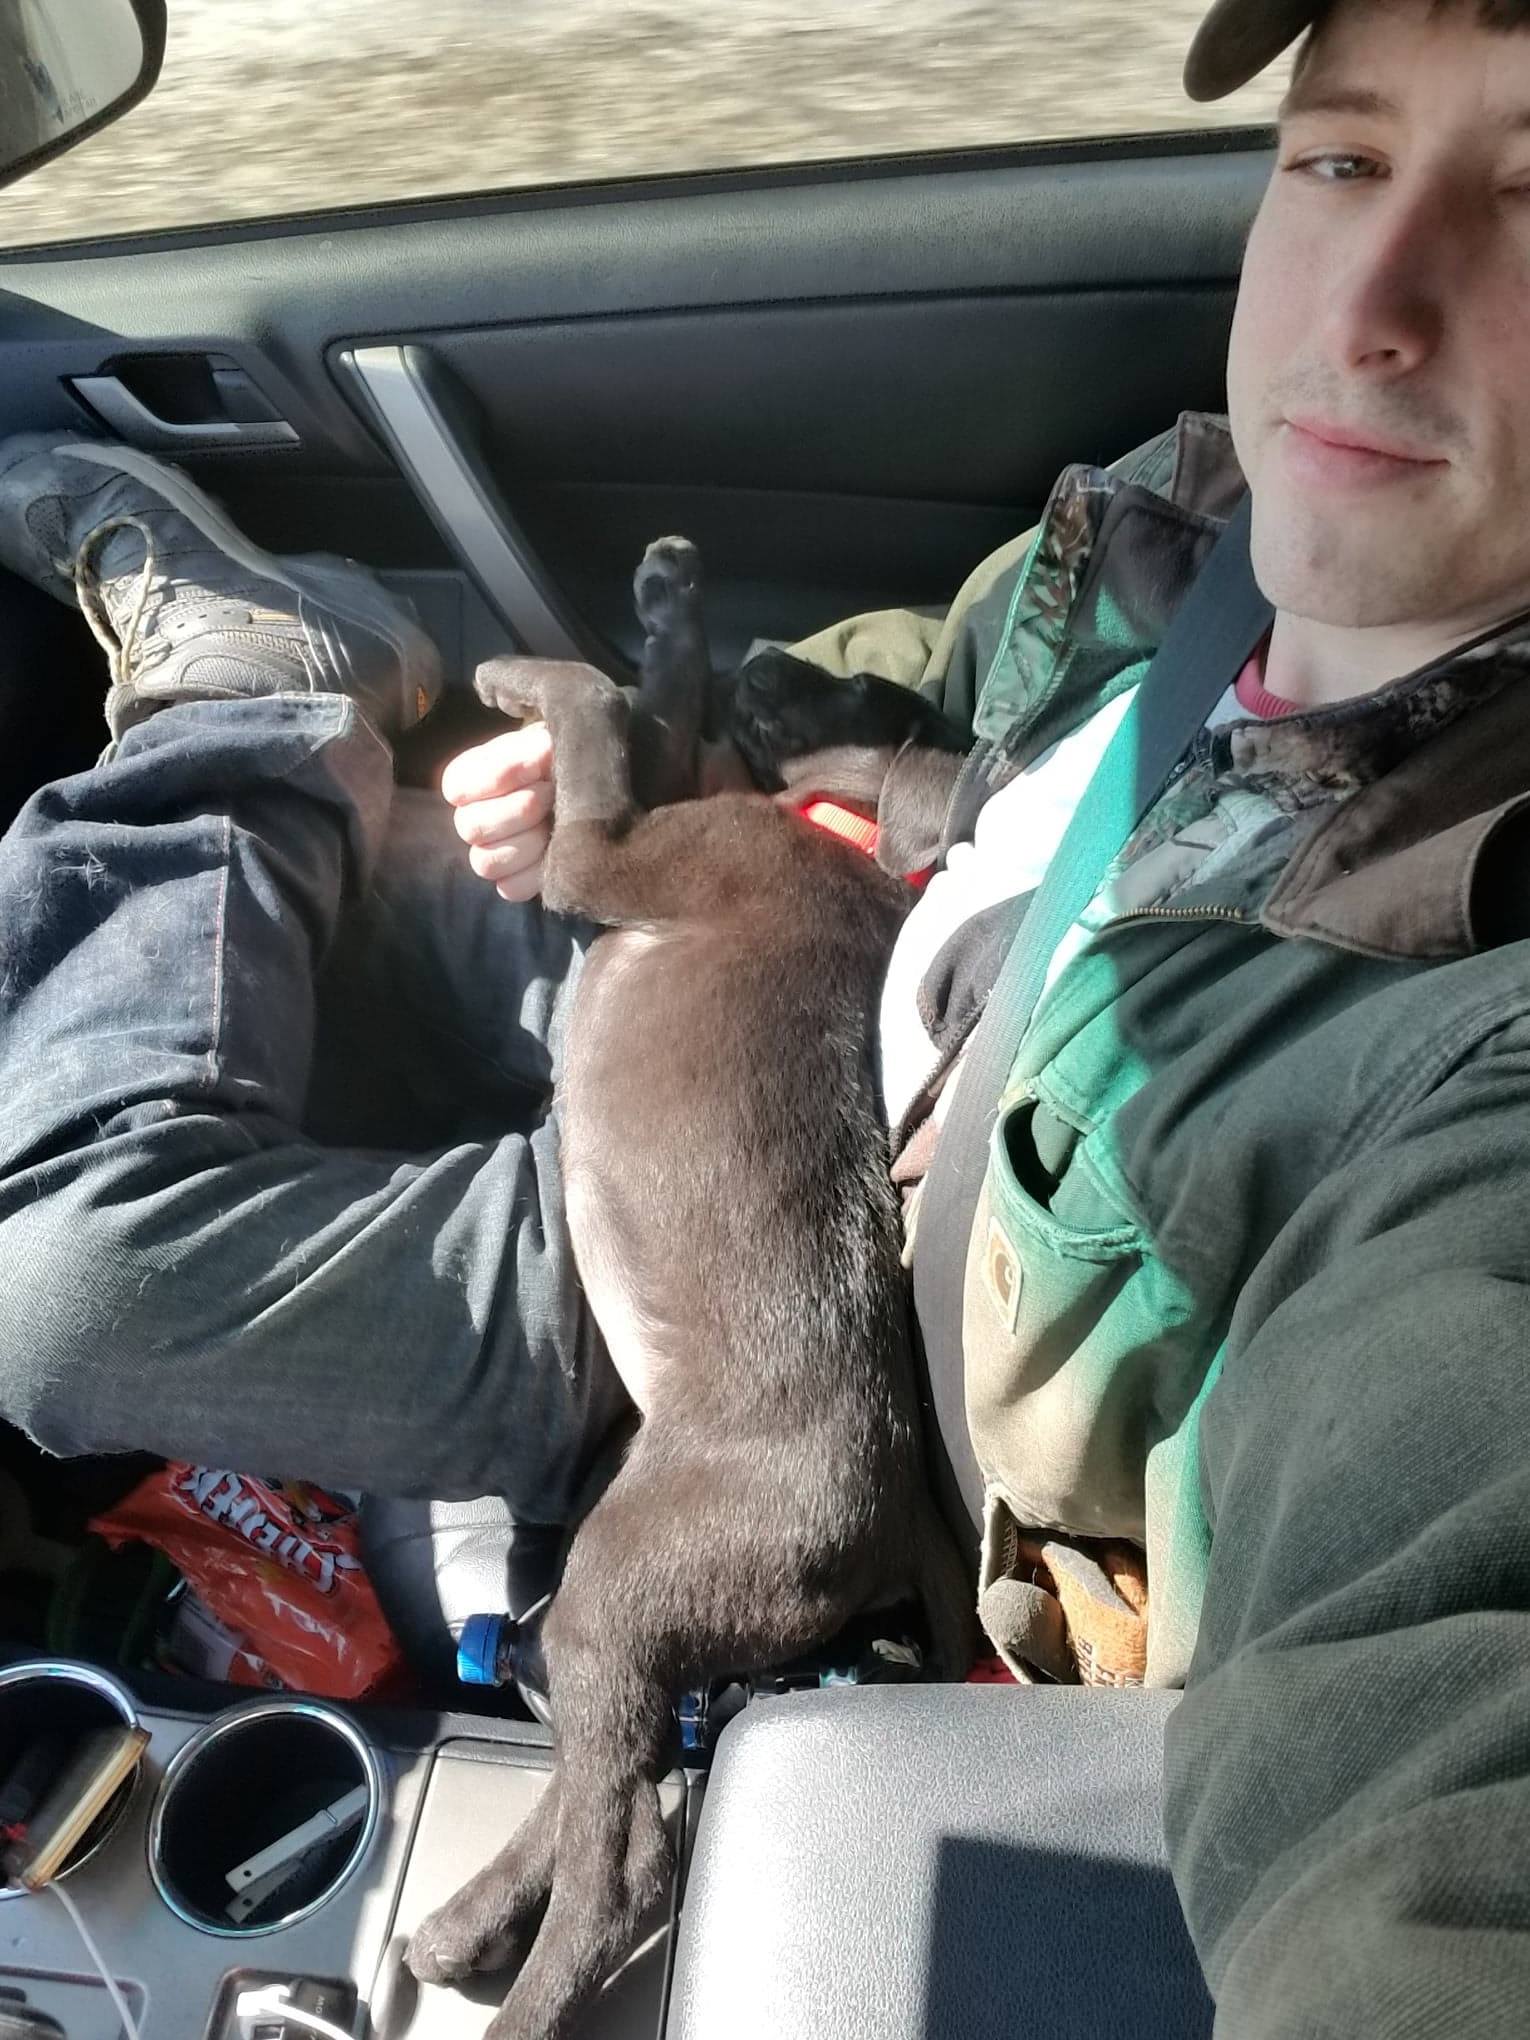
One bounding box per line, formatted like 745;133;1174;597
912;495;1272;1538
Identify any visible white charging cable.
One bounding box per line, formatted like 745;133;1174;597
234;1984;357;2040
31;1887;357;2040
45;1879;144;2040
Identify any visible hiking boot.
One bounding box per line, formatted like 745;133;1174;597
0;431;442;742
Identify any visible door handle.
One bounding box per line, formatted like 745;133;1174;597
68;372;298;451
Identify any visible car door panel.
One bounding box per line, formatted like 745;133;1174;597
0;140;1271;697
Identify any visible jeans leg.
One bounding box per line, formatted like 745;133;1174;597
306;786;594;1151
0;696;623;1519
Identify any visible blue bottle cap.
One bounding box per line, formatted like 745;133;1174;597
676;1688;708;1752
457;1612;505;1686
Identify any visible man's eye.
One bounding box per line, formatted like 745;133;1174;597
1287;151;1383;183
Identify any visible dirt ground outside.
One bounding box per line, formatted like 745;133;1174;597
1;0;1285;250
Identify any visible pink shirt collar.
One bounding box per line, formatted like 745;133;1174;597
1233;637;1300;721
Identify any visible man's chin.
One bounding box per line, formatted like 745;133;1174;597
1249;501;1441;630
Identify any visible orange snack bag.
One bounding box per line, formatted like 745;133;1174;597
92;1464;409;1701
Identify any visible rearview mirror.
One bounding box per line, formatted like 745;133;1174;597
0;0;165;194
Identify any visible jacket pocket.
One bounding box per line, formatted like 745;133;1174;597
965;1090;1166;1544
980;1092;1148;1374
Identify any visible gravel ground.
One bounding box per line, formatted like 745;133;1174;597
1;0;1284;249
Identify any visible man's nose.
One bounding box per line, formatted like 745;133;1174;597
1323;184;1453;378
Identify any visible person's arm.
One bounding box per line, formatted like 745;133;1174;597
1166;1017;1530;2036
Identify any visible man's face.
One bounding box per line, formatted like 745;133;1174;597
1228;0;1530;635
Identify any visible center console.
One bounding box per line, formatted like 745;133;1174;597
0;1659;689;2040
3;1659;1217;2040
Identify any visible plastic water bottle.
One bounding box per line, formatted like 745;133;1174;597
456;1599;551;1725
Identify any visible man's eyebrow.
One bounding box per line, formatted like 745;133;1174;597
1277;83;1400;123
1278;80;1530;134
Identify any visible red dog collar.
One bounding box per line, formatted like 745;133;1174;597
798;798;931;889
799;798;880;858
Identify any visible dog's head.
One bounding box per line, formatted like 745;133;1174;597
710;649;968;877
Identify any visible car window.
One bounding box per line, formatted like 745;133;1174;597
0;0;1286;251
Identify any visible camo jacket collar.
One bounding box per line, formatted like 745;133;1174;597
965;410;1530;962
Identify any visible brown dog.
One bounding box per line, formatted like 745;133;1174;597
407;538;972;2040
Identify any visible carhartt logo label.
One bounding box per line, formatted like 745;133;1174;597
983;1216;1022;1332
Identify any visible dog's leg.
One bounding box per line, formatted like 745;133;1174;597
472;1441;745;2040
474;534;709;827
474;654;653;925
475;1428;877;2040
407;1777;560;1986
477;651;814;928
627;536;710;808
482;1657;674;2040
475;658;635;831
484;1766;671;2040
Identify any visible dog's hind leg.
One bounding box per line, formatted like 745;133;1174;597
481;1431;870;2040
406;1777;560;1988
483;1658;674;2040
628;537;710;808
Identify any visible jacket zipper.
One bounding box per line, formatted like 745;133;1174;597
1107;902;1251;927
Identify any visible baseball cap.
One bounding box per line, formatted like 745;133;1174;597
1184;0;1326;101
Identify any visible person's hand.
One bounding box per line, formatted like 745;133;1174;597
441;720;554;902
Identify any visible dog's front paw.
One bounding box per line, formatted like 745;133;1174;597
474;656;618;726
633;537;702;642
473;656;557;725
407;1899;490;1987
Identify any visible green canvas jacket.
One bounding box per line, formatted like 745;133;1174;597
797;411;1530;2031
805;408;1530;1681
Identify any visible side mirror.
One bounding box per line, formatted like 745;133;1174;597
0;0;166;194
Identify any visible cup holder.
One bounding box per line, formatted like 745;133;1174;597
148;1699;382;1937
0;1660;144;1893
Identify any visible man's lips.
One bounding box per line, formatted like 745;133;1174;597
1284;414;1447;469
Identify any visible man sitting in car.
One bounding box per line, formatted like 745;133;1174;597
2;0;1529;2029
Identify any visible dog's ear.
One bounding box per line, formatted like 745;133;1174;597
875;739;966;879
